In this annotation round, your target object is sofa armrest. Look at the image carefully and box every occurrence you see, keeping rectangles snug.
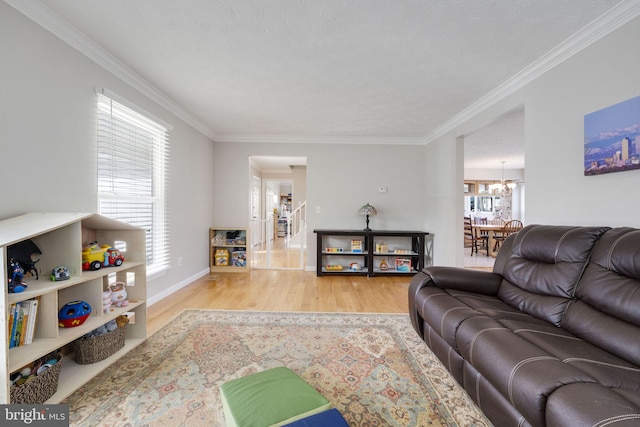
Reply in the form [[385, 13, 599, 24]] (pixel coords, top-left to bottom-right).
[[423, 266, 502, 295], [408, 267, 502, 337]]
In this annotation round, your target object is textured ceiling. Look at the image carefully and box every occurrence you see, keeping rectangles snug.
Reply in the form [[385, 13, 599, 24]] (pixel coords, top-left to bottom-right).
[[16, 0, 631, 168]]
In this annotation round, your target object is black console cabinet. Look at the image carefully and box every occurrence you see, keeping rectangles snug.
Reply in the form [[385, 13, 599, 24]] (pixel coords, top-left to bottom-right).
[[314, 229, 429, 277]]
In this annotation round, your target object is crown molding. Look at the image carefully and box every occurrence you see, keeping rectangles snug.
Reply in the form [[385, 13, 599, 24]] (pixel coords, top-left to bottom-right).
[[424, 0, 640, 144], [5, 0, 216, 140], [8, 0, 638, 146], [213, 134, 426, 145]]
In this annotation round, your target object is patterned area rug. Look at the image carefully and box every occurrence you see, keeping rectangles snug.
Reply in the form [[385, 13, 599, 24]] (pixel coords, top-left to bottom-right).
[[64, 310, 491, 426]]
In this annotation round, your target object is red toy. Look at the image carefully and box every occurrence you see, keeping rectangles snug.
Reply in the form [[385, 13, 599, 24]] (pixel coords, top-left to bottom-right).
[[58, 301, 92, 328]]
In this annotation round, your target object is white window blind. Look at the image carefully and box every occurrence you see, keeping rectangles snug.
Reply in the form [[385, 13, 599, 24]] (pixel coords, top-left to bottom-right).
[[96, 89, 170, 276]]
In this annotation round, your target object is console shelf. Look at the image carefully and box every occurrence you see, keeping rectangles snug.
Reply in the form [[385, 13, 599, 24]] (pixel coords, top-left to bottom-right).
[[314, 229, 430, 277]]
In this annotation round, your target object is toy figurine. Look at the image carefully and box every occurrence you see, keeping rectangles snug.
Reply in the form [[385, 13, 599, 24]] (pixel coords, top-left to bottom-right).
[[8, 259, 27, 293], [8, 239, 41, 280], [109, 282, 129, 307]]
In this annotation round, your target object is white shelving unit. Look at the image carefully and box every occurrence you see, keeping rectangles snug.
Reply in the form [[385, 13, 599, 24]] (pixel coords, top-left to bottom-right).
[[0, 212, 147, 403]]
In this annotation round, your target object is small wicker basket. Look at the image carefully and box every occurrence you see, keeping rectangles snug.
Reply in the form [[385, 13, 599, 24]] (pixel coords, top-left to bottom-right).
[[10, 351, 63, 404], [74, 323, 128, 365]]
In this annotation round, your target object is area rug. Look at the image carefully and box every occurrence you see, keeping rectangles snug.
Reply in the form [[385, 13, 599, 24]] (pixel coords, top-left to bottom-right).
[[64, 310, 491, 426]]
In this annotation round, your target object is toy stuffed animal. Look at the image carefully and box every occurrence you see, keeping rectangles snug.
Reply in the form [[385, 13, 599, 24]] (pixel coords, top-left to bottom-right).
[[115, 315, 129, 328], [109, 282, 129, 307]]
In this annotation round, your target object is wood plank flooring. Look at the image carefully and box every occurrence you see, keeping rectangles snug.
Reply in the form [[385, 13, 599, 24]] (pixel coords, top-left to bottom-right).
[[146, 270, 412, 335]]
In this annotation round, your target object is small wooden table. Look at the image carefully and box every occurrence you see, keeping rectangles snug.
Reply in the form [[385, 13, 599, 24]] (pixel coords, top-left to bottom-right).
[[474, 224, 504, 257]]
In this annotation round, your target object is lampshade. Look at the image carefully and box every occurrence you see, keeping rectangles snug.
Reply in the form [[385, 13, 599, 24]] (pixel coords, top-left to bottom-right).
[[359, 203, 377, 231], [359, 203, 377, 216]]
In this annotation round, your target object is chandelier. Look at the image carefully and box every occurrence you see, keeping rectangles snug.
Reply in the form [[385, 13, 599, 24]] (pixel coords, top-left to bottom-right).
[[490, 161, 516, 196]]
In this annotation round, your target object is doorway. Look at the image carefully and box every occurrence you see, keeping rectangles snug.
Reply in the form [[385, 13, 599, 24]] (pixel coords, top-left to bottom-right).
[[462, 107, 525, 268], [249, 156, 307, 270]]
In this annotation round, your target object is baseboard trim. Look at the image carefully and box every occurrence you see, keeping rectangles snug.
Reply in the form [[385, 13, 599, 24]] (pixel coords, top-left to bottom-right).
[[147, 268, 210, 307]]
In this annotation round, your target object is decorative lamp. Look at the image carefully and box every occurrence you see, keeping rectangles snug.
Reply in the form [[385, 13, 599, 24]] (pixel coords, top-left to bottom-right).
[[359, 203, 377, 231]]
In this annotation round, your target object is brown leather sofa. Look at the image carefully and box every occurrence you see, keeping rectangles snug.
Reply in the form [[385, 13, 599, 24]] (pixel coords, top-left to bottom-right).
[[409, 225, 640, 427]]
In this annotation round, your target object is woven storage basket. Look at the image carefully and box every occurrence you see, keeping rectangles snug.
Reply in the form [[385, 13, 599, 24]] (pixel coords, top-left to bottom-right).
[[74, 323, 127, 365], [10, 351, 62, 404]]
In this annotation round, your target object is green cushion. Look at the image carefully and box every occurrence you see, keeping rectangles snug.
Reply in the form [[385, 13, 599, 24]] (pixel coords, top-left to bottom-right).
[[220, 367, 331, 427]]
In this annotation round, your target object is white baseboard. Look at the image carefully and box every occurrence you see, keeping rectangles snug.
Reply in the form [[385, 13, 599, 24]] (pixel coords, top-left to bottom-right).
[[147, 268, 210, 306]]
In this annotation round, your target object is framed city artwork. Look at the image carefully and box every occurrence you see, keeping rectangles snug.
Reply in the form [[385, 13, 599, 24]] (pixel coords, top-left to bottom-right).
[[584, 94, 640, 175]]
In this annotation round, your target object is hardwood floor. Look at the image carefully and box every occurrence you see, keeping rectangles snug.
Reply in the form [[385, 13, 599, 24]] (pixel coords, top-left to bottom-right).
[[147, 240, 494, 335], [147, 270, 412, 335]]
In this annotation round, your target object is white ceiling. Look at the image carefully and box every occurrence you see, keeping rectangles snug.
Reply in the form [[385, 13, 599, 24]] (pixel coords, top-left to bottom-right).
[[12, 0, 635, 169]]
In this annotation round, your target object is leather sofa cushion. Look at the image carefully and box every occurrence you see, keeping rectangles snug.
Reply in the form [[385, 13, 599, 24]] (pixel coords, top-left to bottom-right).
[[546, 383, 640, 427], [455, 316, 597, 427], [495, 225, 609, 326], [499, 319, 640, 391], [456, 313, 640, 427], [413, 285, 534, 350], [564, 227, 640, 365]]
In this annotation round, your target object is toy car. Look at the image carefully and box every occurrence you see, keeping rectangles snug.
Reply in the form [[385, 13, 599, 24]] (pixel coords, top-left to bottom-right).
[[51, 266, 70, 281], [82, 242, 125, 271]]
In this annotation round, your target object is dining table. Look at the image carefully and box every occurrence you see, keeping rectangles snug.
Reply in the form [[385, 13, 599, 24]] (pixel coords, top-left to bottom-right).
[[474, 223, 504, 257]]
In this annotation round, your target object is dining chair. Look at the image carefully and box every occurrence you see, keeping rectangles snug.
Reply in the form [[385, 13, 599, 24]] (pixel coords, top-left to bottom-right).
[[493, 220, 524, 251], [464, 216, 478, 256], [472, 217, 489, 255]]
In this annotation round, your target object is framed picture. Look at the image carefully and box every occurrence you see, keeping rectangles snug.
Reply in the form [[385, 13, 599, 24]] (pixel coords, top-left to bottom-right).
[[584, 95, 640, 175]]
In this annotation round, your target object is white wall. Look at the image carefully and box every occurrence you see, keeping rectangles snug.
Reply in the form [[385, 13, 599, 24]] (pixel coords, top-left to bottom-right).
[[213, 141, 426, 269], [424, 137, 464, 266], [0, 3, 216, 301], [525, 17, 640, 226], [426, 15, 640, 267]]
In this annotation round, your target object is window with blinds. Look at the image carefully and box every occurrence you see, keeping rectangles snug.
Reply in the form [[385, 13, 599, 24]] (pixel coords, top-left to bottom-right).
[[96, 89, 170, 276]]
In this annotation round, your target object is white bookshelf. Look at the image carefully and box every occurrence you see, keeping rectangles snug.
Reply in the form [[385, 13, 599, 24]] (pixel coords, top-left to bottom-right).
[[0, 213, 147, 403]]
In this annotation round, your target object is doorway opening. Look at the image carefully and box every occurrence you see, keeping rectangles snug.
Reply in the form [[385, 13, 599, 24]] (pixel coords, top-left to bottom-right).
[[249, 156, 307, 270], [462, 106, 525, 269]]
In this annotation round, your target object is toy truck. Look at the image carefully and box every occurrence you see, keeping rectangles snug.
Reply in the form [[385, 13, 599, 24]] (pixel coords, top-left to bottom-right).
[[82, 242, 125, 271]]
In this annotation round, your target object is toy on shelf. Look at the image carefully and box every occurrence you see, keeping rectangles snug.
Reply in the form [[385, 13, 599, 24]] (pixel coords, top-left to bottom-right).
[[109, 282, 129, 307], [81, 242, 124, 271], [212, 233, 227, 245], [10, 356, 59, 386], [8, 259, 27, 293], [232, 250, 246, 267], [50, 266, 70, 281], [82, 314, 128, 338], [8, 239, 42, 280], [215, 249, 230, 266], [58, 301, 92, 328], [395, 258, 412, 272], [102, 290, 112, 313]]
